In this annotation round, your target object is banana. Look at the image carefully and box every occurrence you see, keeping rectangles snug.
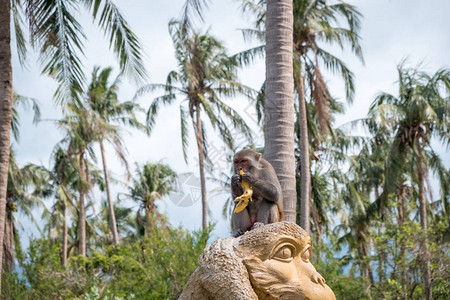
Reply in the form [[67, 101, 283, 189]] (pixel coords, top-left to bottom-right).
[[234, 170, 253, 213]]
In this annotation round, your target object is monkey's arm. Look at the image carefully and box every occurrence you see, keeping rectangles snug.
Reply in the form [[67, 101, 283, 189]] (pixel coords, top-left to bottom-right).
[[231, 174, 243, 199], [242, 172, 281, 203]]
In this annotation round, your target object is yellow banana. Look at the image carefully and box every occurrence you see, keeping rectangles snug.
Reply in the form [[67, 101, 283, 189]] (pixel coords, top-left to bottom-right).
[[234, 170, 253, 213]]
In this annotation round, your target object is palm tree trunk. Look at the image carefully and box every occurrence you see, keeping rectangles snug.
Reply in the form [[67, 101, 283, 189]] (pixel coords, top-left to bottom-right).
[[397, 186, 407, 295], [310, 204, 322, 263], [144, 202, 152, 236], [377, 228, 384, 288], [78, 152, 87, 256], [367, 257, 375, 286], [264, 0, 296, 222], [193, 102, 207, 230], [375, 186, 384, 287], [0, 0, 12, 288], [297, 76, 311, 232], [3, 214, 13, 269], [62, 205, 68, 266], [360, 233, 374, 285], [48, 214, 54, 246], [397, 188, 404, 227], [417, 145, 431, 300], [310, 203, 322, 238], [99, 140, 119, 245], [418, 148, 428, 232]]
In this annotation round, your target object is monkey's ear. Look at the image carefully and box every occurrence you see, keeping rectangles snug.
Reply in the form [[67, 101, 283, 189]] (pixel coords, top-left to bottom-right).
[[254, 153, 261, 161]]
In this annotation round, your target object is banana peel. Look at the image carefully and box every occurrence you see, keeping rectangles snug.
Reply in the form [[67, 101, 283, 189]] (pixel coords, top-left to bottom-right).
[[234, 170, 253, 213]]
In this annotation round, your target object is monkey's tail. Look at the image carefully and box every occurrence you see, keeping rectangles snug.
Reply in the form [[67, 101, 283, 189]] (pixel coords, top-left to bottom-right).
[[279, 209, 285, 221]]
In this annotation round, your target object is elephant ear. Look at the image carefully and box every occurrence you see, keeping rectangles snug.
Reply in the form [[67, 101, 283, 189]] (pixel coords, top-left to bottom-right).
[[198, 238, 258, 300]]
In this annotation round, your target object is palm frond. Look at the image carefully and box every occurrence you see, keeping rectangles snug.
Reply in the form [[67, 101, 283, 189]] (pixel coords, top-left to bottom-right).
[[231, 45, 265, 67], [82, 0, 147, 83], [12, 0, 27, 64], [146, 94, 177, 132], [329, 2, 362, 34], [315, 47, 355, 102], [11, 92, 41, 141], [212, 96, 253, 142], [180, 105, 190, 163], [238, 28, 265, 43], [179, 0, 210, 33], [134, 83, 180, 101], [29, 0, 86, 105]]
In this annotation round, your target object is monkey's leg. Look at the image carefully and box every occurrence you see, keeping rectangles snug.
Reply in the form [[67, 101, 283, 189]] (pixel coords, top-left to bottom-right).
[[256, 201, 280, 224], [231, 208, 252, 237]]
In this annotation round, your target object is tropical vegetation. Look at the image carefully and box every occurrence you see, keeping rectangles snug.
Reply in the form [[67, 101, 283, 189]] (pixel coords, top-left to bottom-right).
[[1, 0, 448, 299]]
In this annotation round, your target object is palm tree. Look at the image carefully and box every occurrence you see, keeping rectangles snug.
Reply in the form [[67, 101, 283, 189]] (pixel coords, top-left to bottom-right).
[[136, 20, 254, 230], [330, 146, 380, 285], [0, 3, 14, 279], [86, 66, 146, 245], [3, 91, 44, 269], [121, 163, 176, 236], [335, 212, 374, 285], [293, 0, 363, 232], [0, 0, 145, 285], [4, 149, 49, 269], [263, 0, 297, 222], [369, 62, 450, 299], [57, 104, 107, 256], [40, 146, 78, 266], [92, 199, 135, 247], [237, 0, 363, 228]]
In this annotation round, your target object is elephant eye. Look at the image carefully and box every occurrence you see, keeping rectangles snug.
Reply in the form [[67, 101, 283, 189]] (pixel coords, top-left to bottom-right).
[[273, 244, 296, 262], [301, 245, 311, 262]]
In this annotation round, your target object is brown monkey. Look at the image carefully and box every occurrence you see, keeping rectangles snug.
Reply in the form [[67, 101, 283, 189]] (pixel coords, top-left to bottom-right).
[[231, 149, 283, 237]]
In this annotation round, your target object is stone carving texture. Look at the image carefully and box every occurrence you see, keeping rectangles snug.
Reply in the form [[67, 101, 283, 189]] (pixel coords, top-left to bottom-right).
[[179, 221, 336, 299]]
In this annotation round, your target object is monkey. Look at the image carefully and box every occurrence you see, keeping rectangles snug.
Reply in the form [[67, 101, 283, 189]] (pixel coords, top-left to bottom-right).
[[231, 149, 283, 237]]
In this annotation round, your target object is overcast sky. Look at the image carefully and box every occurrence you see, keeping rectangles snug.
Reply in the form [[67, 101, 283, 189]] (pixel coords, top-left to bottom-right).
[[11, 0, 450, 244]]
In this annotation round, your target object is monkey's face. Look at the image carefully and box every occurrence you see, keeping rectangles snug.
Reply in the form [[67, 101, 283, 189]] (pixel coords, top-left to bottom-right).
[[244, 236, 336, 300], [234, 157, 249, 173]]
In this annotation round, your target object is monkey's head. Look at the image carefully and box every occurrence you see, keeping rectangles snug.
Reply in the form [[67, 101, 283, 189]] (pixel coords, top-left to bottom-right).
[[182, 222, 335, 300], [237, 222, 335, 299], [233, 149, 261, 173]]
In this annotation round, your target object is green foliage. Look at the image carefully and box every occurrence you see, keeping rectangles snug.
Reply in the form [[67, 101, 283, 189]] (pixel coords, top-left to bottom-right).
[[3, 225, 211, 299], [5, 1, 449, 298], [313, 236, 370, 300], [1, 271, 28, 299], [310, 217, 450, 300], [368, 221, 450, 299], [9, 240, 78, 299]]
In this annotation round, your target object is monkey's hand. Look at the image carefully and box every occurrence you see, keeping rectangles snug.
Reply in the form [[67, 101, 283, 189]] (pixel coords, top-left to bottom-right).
[[234, 170, 253, 213], [231, 174, 241, 185], [241, 171, 255, 184]]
